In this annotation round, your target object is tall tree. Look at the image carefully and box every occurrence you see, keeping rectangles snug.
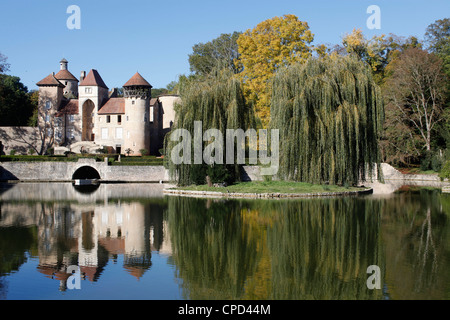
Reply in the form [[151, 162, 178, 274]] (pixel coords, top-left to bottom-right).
[[166, 68, 256, 186], [425, 18, 450, 55], [383, 48, 447, 153], [270, 55, 384, 185], [236, 14, 314, 127], [188, 32, 242, 76]]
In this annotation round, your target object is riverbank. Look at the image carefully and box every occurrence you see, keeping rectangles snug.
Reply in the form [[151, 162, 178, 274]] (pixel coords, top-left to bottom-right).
[[163, 181, 373, 199]]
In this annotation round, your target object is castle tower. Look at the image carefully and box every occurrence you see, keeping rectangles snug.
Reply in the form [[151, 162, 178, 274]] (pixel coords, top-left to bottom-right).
[[122, 72, 152, 155], [54, 58, 79, 97], [36, 72, 65, 130], [78, 69, 109, 141]]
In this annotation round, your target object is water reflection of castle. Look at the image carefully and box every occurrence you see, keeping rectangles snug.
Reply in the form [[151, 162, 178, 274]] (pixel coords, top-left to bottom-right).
[[0, 200, 171, 290]]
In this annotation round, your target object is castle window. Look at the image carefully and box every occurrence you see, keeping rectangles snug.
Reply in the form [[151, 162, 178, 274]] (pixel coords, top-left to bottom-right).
[[69, 115, 74, 122], [45, 101, 51, 110], [106, 115, 111, 123], [45, 115, 50, 123], [132, 100, 135, 105], [117, 115, 122, 124], [85, 87, 92, 94], [101, 128, 108, 140], [150, 106, 154, 122], [116, 128, 123, 139]]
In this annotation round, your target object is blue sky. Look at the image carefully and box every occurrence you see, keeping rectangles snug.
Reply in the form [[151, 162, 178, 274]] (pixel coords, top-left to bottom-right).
[[1, 0, 449, 91]]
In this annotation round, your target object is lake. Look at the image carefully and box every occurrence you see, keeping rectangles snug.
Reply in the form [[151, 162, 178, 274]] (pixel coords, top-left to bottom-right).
[[0, 182, 449, 300]]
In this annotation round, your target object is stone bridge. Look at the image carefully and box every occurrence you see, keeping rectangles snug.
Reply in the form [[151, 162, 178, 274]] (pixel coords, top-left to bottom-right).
[[0, 158, 169, 182]]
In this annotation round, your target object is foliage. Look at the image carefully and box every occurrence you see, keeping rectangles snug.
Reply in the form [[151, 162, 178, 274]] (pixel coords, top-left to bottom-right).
[[236, 14, 314, 127], [339, 29, 422, 85], [0, 52, 9, 73], [0, 74, 36, 126], [270, 55, 384, 185], [382, 48, 447, 155], [166, 68, 256, 186], [440, 160, 450, 180], [189, 32, 242, 76], [425, 18, 450, 55], [151, 88, 168, 97]]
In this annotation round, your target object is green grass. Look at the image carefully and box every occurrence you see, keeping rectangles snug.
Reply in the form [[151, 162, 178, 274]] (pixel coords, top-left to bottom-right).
[[175, 181, 365, 194]]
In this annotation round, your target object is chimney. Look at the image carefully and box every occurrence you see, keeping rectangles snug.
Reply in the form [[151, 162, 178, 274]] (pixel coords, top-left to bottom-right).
[[80, 71, 86, 82]]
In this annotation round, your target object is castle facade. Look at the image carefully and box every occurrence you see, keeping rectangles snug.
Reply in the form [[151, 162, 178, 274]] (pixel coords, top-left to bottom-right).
[[36, 58, 178, 155]]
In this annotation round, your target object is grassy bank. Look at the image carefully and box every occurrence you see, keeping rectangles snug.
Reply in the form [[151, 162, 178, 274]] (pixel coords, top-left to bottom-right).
[[175, 181, 366, 194]]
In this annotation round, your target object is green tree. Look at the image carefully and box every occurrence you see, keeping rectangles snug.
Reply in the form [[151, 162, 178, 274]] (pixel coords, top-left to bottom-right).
[[166, 68, 256, 186], [425, 18, 450, 55], [0, 74, 36, 126], [188, 32, 242, 76], [270, 55, 384, 185]]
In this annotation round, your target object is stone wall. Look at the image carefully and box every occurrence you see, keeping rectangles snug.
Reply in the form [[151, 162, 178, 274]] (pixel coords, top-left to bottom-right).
[[0, 161, 444, 185], [0, 158, 169, 182], [0, 127, 41, 155]]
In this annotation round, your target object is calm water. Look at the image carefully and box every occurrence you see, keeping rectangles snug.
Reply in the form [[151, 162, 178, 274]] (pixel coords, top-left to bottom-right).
[[0, 182, 449, 300]]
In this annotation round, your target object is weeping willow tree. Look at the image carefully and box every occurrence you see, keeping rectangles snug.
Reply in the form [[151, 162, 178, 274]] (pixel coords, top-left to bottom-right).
[[166, 68, 256, 186], [270, 55, 384, 185]]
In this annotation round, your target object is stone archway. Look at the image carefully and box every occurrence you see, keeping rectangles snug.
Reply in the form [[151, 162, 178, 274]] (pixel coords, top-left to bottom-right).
[[72, 166, 101, 180], [82, 99, 95, 141]]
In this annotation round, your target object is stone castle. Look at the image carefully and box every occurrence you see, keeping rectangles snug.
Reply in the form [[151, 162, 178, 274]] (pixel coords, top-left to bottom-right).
[[35, 58, 179, 155]]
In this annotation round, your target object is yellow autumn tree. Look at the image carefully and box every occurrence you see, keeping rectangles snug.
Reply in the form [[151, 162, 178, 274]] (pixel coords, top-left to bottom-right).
[[236, 14, 314, 127]]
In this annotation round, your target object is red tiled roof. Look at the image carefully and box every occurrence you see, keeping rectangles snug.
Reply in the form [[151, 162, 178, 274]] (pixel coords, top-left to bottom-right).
[[36, 73, 65, 87], [79, 69, 108, 88], [150, 98, 159, 106], [98, 98, 125, 114], [123, 72, 152, 87], [55, 69, 79, 82], [55, 99, 79, 117]]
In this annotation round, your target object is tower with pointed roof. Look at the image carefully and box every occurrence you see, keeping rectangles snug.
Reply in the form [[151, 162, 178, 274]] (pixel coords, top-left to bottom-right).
[[78, 69, 109, 141], [55, 58, 79, 97], [122, 72, 152, 155]]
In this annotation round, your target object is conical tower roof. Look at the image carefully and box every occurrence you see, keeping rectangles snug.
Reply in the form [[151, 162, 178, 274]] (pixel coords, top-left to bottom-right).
[[123, 72, 152, 88]]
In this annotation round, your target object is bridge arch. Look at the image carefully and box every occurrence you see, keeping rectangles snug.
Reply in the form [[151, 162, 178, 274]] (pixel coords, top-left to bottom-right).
[[72, 166, 101, 180]]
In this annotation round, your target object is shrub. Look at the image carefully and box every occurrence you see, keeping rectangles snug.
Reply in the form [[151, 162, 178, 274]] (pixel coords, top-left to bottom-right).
[[439, 160, 450, 181], [421, 150, 444, 172]]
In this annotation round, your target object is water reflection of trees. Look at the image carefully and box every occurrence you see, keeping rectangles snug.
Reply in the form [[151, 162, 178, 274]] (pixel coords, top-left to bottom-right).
[[380, 188, 450, 299], [167, 196, 385, 300]]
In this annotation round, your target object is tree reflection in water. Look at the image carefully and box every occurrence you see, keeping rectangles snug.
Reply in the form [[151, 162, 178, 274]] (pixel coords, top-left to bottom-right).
[[0, 186, 449, 299], [167, 189, 450, 300]]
